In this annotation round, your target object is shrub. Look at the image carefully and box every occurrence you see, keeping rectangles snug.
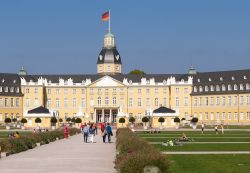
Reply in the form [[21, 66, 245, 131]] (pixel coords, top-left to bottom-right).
[[191, 117, 199, 123], [50, 117, 58, 126], [21, 118, 27, 125], [129, 117, 135, 124], [71, 117, 76, 124], [115, 128, 170, 173], [12, 118, 17, 123], [66, 117, 71, 123], [35, 118, 42, 126], [119, 118, 125, 126], [174, 117, 180, 123], [158, 117, 165, 125], [75, 118, 82, 126], [142, 117, 149, 126], [5, 118, 12, 124], [59, 118, 63, 123], [181, 118, 186, 121]]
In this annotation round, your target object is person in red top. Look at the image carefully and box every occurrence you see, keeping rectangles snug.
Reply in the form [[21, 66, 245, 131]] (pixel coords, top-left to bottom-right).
[[64, 125, 69, 139]]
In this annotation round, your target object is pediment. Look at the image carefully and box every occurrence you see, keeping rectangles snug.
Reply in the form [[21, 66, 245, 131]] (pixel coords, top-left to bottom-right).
[[90, 76, 124, 87]]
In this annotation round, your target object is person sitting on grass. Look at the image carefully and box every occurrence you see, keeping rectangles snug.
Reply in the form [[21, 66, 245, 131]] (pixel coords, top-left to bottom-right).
[[14, 131, 20, 138], [178, 133, 189, 141]]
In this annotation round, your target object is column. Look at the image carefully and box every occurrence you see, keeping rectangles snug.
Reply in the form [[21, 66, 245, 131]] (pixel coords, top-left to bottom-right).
[[94, 108, 96, 123], [102, 108, 104, 122], [110, 109, 112, 123]]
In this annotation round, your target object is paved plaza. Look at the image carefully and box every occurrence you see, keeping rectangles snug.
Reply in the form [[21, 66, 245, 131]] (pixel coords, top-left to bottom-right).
[[0, 131, 116, 173]]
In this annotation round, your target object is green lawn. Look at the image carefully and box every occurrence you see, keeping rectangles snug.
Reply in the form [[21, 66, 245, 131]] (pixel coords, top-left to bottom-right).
[[168, 155, 250, 173], [145, 137, 250, 142], [0, 131, 32, 139]]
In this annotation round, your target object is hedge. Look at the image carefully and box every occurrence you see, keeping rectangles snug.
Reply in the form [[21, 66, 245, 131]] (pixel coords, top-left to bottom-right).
[[0, 128, 81, 154], [115, 128, 170, 173]]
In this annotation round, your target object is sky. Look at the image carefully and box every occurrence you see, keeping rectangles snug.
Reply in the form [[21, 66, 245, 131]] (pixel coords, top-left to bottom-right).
[[0, 0, 249, 74]]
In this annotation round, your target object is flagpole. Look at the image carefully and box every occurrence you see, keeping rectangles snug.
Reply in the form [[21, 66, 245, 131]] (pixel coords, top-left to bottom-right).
[[109, 9, 111, 33]]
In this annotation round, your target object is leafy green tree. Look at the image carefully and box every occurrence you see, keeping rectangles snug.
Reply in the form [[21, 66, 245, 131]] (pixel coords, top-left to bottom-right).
[[128, 69, 146, 75]]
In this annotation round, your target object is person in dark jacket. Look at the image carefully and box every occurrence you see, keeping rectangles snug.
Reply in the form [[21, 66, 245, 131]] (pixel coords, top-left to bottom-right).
[[105, 123, 113, 143]]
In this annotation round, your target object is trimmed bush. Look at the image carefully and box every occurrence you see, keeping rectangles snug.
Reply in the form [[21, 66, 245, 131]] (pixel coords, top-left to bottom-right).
[[129, 117, 135, 124], [75, 118, 82, 126], [142, 116, 149, 126], [115, 128, 170, 173], [50, 117, 58, 126], [119, 117, 125, 126], [174, 117, 180, 123], [71, 117, 76, 124], [66, 117, 71, 123], [59, 118, 63, 123], [158, 117, 165, 125], [35, 118, 42, 126], [191, 117, 199, 123], [21, 118, 27, 125], [0, 128, 81, 154], [5, 118, 12, 124], [181, 118, 186, 121]]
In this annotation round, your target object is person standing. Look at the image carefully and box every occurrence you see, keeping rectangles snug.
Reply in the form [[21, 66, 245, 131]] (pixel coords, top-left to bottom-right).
[[89, 124, 95, 143], [106, 123, 113, 143], [221, 124, 224, 134], [101, 123, 106, 143], [83, 123, 89, 143], [201, 122, 205, 134], [215, 125, 218, 134], [64, 125, 69, 139]]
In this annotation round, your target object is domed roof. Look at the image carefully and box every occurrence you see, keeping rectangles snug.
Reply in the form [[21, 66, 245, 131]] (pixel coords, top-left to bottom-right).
[[97, 47, 122, 64]]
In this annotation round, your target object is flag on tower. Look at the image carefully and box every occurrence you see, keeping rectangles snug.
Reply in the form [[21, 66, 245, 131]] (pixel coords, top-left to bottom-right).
[[102, 11, 110, 21]]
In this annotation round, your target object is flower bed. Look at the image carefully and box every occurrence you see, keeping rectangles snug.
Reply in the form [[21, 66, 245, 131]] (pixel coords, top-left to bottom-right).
[[0, 128, 81, 155], [115, 128, 170, 173]]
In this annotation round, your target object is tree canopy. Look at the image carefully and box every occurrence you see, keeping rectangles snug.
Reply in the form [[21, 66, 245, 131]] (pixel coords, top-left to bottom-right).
[[128, 69, 146, 75]]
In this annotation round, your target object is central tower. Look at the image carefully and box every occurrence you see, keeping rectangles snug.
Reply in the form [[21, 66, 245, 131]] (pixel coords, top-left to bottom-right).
[[97, 32, 122, 74]]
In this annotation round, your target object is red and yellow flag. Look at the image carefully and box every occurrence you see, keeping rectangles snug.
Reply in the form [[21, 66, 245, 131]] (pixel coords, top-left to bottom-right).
[[102, 11, 110, 21]]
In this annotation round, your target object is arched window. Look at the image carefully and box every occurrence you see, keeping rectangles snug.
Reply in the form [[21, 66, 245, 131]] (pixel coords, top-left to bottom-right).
[[199, 86, 203, 92], [246, 83, 250, 90], [216, 85, 220, 91], [97, 97, 102, 106], [194, 86, 197, 92], [222, 84, 226, 91], [210, 85, 214, 91], [205, 86, 209, 92], [240, 84, 244, 90], [234, 84, 238, 91], [228, 84, 232, 91]]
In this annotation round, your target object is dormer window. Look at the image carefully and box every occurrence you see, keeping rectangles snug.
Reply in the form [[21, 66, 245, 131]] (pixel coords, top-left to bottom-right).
[[197, 78, 200, 82], [240, 84, 244, 90], [246, 83, 250, 90], [210, 85, 214, 91], [220, 77, 223, 81], [4, 87, 8, 92], [10, 87, 14, 93], [146, 80, 150, 85], [222, 84, 226, 91], [82, 80, 85, 85], [2, 79, 5, 83], [244, 76, 247, 80], [13, 80, 16, 84], [228, 84, 232, 91], [16, 87, 19, 93], [232, 76, 235, 80], [0, 86, 2, 92], [163, 80, 167, 85], [216, 85, 220, 91], [234, 84, 238, 90], [205, 86, 209, 92], [193, 86, 197, 92], [209, 78, 212, 82], [199, 86, 203, 92], [64, 81, 68, 85], [129, 80, 133, 85]]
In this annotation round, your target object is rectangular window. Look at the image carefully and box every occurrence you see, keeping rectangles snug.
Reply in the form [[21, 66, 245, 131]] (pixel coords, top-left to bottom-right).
[[234, 112, 238, 120], [155, 98, 159, 107], [222, 112, 226, 120], [48, 89, 51, 94], [240, 112, 244, 120], [228, 96, 232, 106], [25, 98, 30, 108], [10, 98, 14, 107], [113, 97, 116, 106], [199, 113, 203, 121], [146, 98, 150, 108], [56, 89, 60, 95], [240, 96, 244, 105], [184, 97, 188, 106], [175, 97, 180, 107], [56, 99, 60, 108], [234, 96, 238, 105], [176, 87, 179, 94], [210, 97, 214, 106], [64, 89, 68, 95], [247, 112, 250, 120], [0, 98, 3, 107], [73, 98, 76, 108], [205, 97, 208, 106], [129, 98, 133, 108], [34, 88, 38, 94], [138, 88, 142, 94], [216, 97, 220, 106], [105, 97, 109, 106], [222, 96, 225, 106], [163, 97, 167, 107], [138, 98, 142, 107], [247, 96, 250, 105], [155, 88, 158, 94], [210, 112, 214, 120], [81, 98, 85, 108], [26, 88, 29, 93], [194, 97, 197, 107], [16, 98, 20, 107], [184, 88, 189, 94], [82, 89, 85, 94], [64, 98, 68, 108], [34, 98, 39, 107], [47, 99, 51, 108], [205, 112, 208, 120], [199, 97, 202, 106], [73, 89, 76, 95], [228, 112, 232, 120], [216, 112, 220, 120]]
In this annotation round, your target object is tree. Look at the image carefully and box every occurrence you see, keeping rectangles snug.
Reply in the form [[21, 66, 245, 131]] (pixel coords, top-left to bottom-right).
[[119, 117, 125, 126], [142, 116, 149, 126], [71, 117, 76, 124], [66, 117, 71, 123], [158, 117, 165, 126], [129, 117, 135, 124], [75, 118, 82, 126], [50, 117, 58, 127], [128, 69, 146, 75], [191, 117, 199, 124], [5, 118, 11, 125], [174, 117, 180, 123], [35, 118, 42, 126], [59, 118, 63, 123], [21, 118, 27, 126], [12, 118, 17, 123]]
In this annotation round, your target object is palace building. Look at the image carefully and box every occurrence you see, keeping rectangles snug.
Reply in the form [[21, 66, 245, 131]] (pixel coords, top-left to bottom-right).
[[0, 30, 250, 128]]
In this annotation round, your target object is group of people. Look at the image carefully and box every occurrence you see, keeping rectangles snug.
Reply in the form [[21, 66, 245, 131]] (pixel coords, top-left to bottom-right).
[[201, 122, 224, 134], [8, 131, 20, 139], [80, 122, 113, 143]]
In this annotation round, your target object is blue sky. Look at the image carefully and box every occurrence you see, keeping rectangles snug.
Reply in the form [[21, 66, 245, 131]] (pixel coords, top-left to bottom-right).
[[0, 0, 249, 74]]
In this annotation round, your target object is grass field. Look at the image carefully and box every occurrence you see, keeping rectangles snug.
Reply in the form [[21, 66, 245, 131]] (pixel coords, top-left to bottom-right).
[[0, 131, 32, 139], [137, 130, 250, 172], [168, 155, 250, 173]]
